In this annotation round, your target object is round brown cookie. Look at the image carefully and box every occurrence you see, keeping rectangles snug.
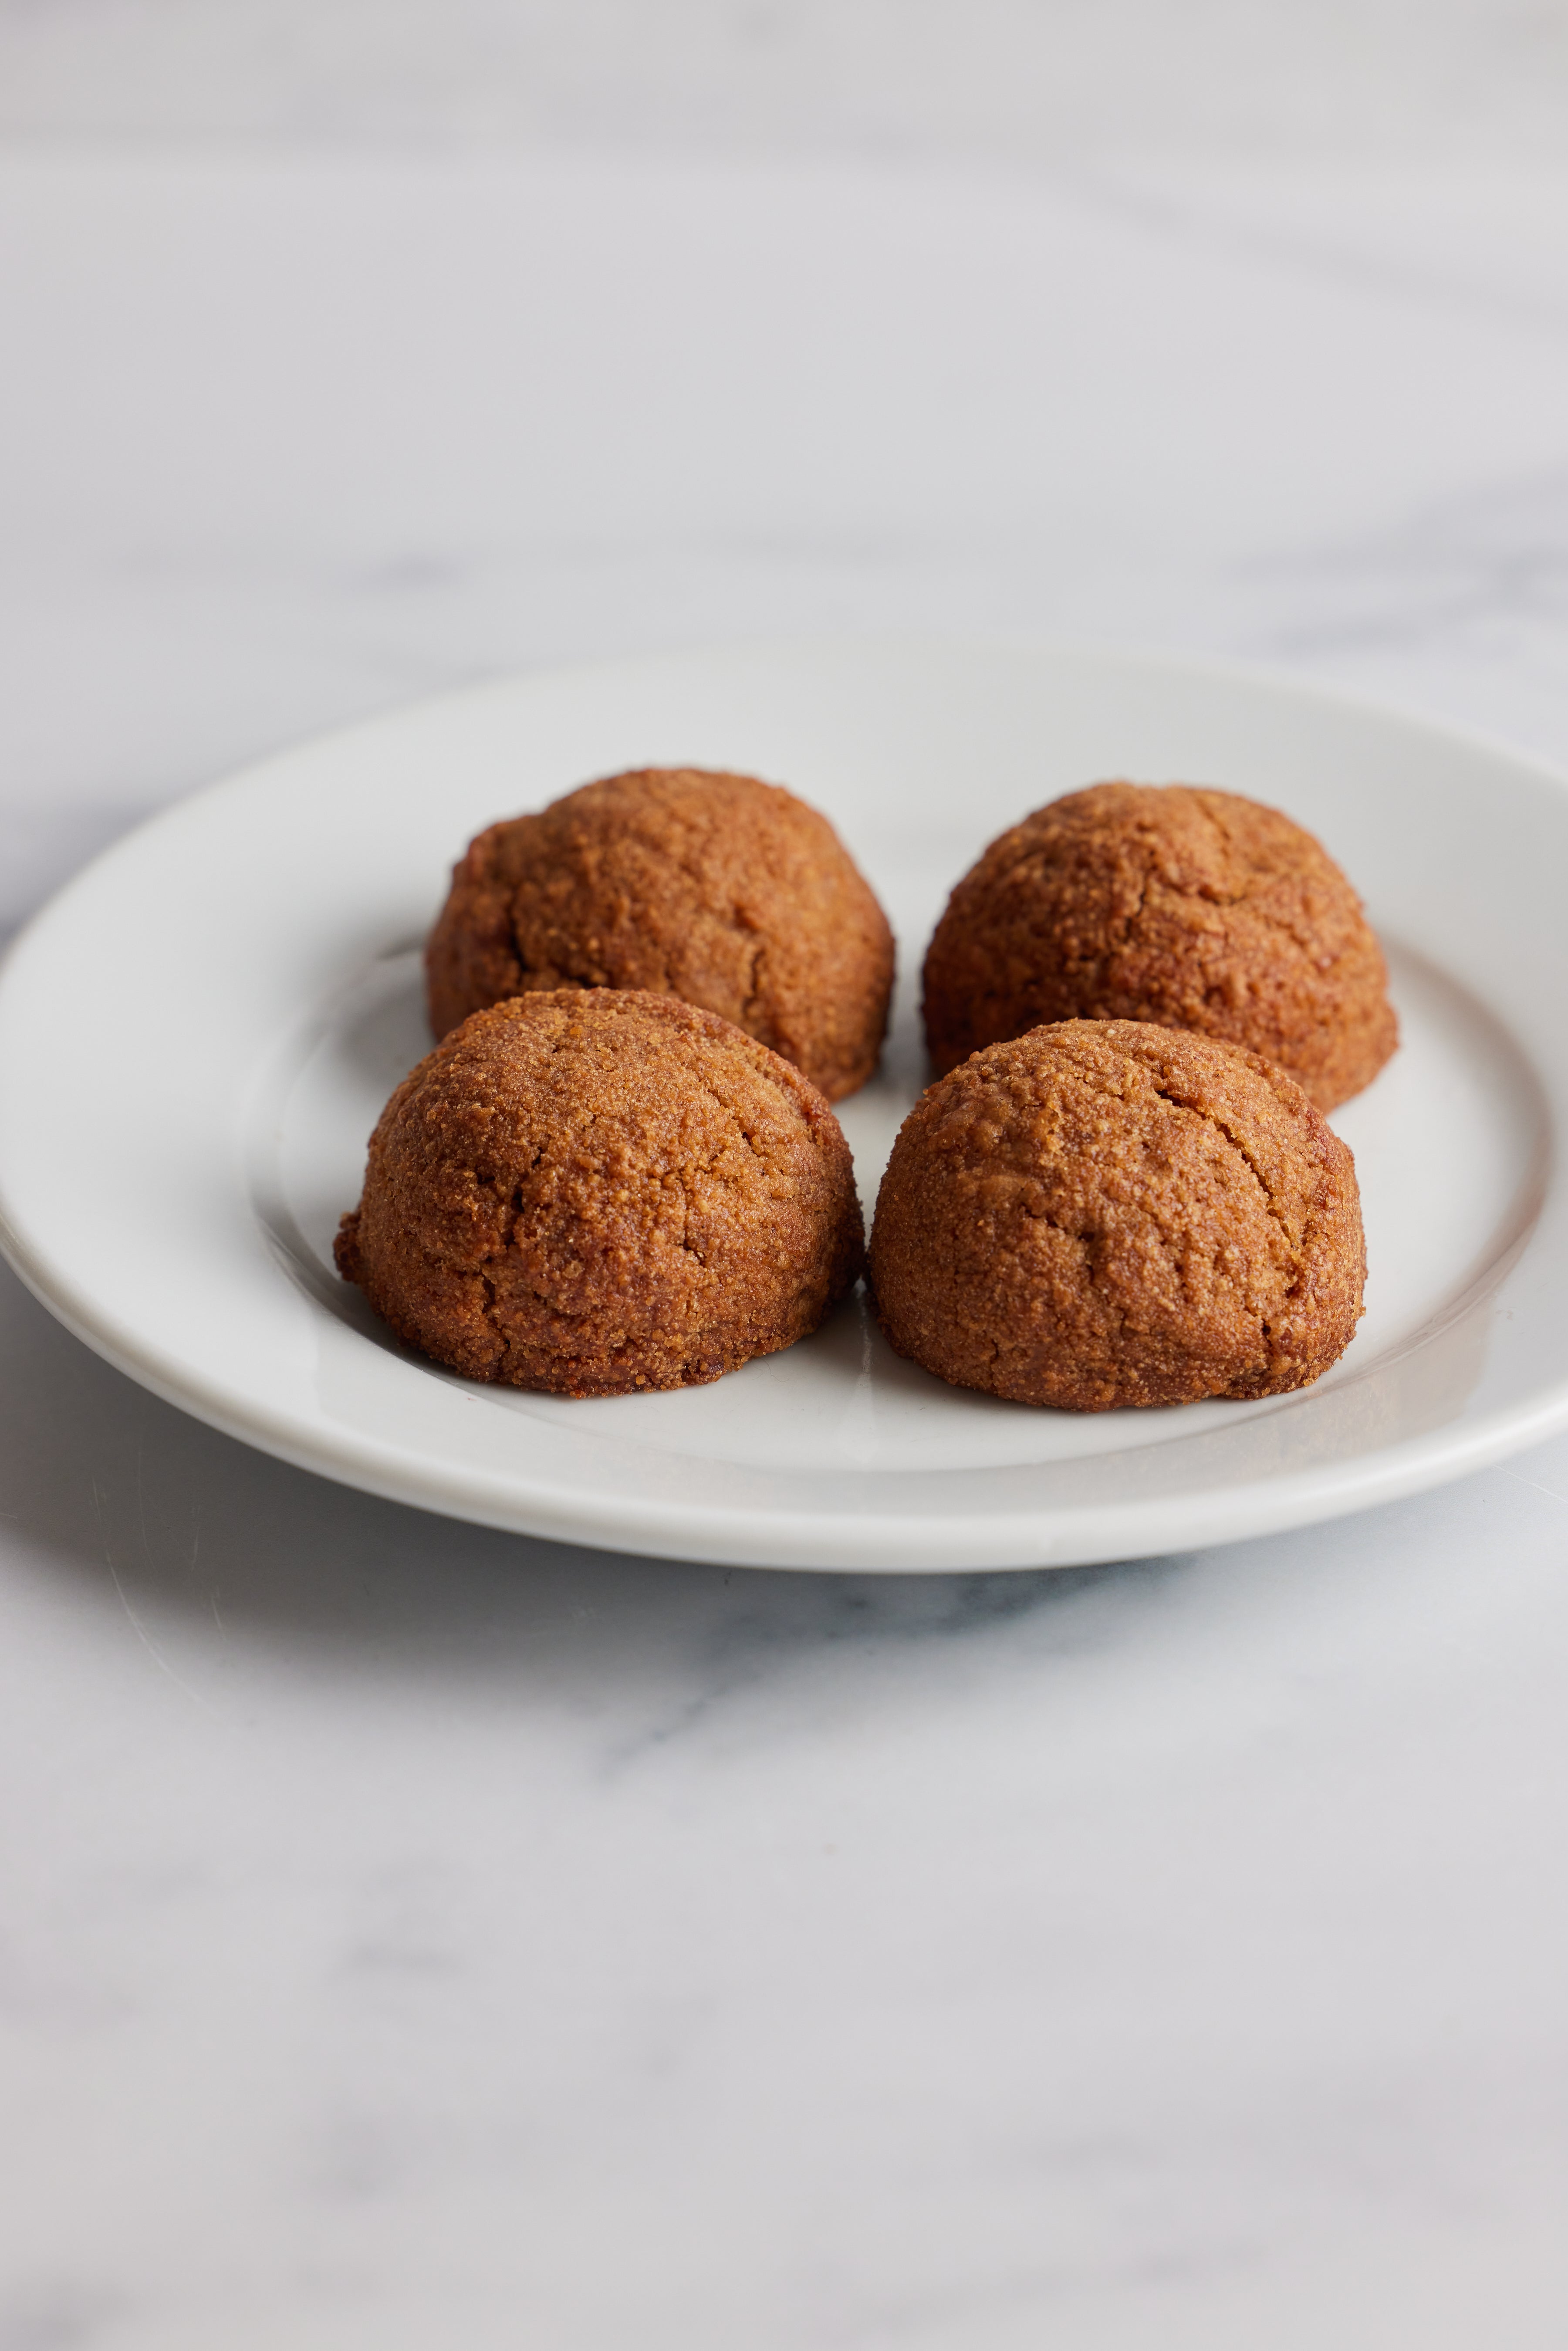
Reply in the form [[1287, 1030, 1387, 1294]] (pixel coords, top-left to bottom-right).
[[869, 1018, 1364, 1412], [922, 782, 1396, 1110], [335, 989, 863, 1397], [426, 766, 895, 1103]]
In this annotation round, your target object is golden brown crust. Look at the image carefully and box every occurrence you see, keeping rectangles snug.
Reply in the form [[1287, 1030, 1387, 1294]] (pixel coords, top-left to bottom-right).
[[868, 1019, 1365, 1412], [335, 989, 864, 1397], [426, 767, 895, 1103], [922, 782, 1397, 1110]]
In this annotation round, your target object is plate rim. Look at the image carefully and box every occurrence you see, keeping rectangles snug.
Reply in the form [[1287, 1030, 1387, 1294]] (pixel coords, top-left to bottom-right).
[[4, 629, 1568, 1572]]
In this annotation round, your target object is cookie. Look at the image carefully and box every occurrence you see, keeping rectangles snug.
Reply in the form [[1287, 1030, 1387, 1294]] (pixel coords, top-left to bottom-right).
[[336, 989, 864, 1397], [869, 1018, 1365, 1411], [922, 782, 1396, 1109], [427, 766, 895, 1102]]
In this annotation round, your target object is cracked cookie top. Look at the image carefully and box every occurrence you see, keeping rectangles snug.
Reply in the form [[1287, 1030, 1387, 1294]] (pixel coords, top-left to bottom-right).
[[426, 766, 895, 1103], [869, 1018, 1365, 1411], [335, 988, 864, 1397], [922, 782, 1397, 1109]]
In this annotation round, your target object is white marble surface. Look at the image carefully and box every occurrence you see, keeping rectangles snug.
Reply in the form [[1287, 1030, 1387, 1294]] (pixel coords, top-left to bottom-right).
[[6, 125, 1568, 2348], [4, 0, 1568, 162]]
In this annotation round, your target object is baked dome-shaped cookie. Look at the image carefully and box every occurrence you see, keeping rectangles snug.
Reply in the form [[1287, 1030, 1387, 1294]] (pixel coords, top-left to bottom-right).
[[336, 990, 863, 1397], [922, 782, 1396, 1109], [426, 766, 894, 1103], [870, 1019, 1365, 1412]]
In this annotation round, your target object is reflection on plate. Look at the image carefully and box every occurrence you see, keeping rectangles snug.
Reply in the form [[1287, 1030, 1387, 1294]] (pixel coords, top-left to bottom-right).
[[0, 639, 1564, 1569]]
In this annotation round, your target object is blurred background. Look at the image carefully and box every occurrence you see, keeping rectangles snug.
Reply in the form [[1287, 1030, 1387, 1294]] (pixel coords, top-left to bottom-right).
[[5, 0, 1568, 918], [6, 0, 1568, 159]]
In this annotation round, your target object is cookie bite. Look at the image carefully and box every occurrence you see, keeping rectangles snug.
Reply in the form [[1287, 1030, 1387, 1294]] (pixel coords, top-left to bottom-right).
[[335, 990, 862, 1397], [869, 1019, 1365, 1412], [426, 766, 895, 1102], [922, 782, 1396, 1109]]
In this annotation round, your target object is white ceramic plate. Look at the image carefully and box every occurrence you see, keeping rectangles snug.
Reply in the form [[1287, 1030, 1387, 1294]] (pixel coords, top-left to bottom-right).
[[0, 639, 1563, 1571]]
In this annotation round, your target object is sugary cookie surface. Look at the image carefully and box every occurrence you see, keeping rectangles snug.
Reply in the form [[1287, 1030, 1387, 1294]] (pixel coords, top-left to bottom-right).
[[338, 988, 864, 1396], [923, 782, 1397, 1109], [871, 1017, 1365, 1411], [427, 766, 895, 1103]]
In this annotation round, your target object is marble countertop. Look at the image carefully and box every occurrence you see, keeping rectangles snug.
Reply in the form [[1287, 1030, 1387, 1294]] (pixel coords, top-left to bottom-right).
[[4, 131, 1568, 2349]]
